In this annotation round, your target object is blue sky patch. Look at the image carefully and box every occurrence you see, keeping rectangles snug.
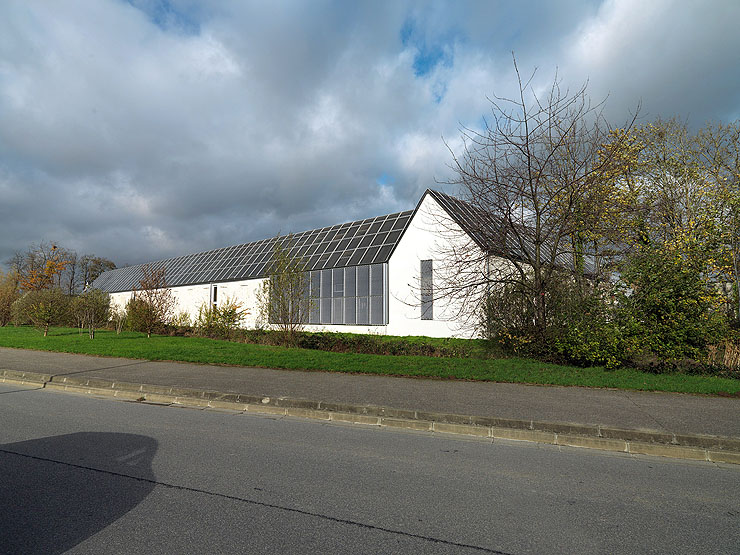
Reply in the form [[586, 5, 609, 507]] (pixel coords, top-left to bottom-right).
[[376, 173, 395, 186], [124, 0, 200, 35], [400, 17, 457, 78]]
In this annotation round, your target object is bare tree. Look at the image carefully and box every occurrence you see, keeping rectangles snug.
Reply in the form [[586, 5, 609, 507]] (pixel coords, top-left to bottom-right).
[[62, 251, 79, 295], [0, 270, 20, 327], [440, 57, 637, 343], [129, 264, 176, 338], [7, 244, 116, 295], [9, 242, 71, 292], [256, 234, 310, 345], [71, 289, 110, 339], [80, 255, 117, 290]]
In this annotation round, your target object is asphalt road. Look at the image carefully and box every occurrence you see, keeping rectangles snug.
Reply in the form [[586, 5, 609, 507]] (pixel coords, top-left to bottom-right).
[[1, 384, 738, 554]]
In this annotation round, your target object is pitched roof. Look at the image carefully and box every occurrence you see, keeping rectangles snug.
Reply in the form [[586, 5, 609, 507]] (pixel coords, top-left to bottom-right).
[[93, 189, 596, 294], [425, 189, 594, 274], [425, 189, 503, 252], [93, 209, 413, 293]]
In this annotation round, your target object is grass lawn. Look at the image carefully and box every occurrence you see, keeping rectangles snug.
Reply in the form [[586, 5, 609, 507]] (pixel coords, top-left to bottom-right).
[[0, 326, 738, 396]]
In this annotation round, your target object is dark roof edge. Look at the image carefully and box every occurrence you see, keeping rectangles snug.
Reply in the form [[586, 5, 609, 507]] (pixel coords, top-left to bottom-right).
[[422, 189, 490, 252]]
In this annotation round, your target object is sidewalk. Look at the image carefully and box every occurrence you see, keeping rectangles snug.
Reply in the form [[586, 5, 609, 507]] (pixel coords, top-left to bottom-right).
[[2, 347, 739, 462]]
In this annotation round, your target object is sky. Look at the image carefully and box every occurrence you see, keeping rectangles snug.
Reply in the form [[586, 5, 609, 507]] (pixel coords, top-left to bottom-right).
[[1, 0, 739, 268]]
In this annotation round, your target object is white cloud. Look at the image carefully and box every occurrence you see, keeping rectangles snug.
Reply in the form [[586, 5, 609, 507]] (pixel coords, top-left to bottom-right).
[[0, 0, 738, 267]]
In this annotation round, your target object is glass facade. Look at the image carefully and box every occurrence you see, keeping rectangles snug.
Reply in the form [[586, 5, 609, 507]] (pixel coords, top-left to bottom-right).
[[308, 263, 387, 325]]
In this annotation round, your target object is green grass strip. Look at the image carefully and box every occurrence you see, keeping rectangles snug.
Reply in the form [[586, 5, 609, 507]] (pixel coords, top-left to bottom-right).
[[0, 326, 738, 396]]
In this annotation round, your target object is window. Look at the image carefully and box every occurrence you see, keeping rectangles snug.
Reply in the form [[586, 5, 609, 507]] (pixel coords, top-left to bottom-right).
[[421, 260, 433, 320], [305, 263, 387, 325], [211, 284, 218, 306], [309, 271, 321, 324]]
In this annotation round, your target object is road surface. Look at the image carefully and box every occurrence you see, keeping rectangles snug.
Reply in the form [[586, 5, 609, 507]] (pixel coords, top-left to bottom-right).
[[1, 383, 738, 554]]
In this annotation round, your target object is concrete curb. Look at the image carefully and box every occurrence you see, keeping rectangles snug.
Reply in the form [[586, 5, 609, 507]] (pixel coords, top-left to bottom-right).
[[2, 368, 739, 465]]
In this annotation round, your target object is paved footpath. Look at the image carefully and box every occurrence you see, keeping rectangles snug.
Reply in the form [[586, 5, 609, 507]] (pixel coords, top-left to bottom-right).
[[1, 347, 739, 462]]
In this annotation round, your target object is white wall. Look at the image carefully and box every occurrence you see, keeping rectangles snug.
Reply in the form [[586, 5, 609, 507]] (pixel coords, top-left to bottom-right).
[[110, 277, 395, 334], [108, 193, 486, 338], [110, 280, 265, 329], [386, 193, 485, 338]]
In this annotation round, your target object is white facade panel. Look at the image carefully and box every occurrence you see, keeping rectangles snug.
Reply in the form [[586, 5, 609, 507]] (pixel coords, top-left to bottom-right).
[[386, 193, 485, 338], [109, 278, 395, 335]]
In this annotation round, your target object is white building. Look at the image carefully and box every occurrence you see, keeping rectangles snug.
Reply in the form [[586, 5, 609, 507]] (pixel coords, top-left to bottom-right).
[[93, 190, 489, 338]]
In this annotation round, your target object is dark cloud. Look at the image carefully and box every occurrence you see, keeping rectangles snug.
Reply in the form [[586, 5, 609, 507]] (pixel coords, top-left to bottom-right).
[[1, 0, 738, 268]]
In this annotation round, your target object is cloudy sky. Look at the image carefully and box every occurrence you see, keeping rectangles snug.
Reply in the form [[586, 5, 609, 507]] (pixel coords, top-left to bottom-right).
[[1, 0, 739, 268]]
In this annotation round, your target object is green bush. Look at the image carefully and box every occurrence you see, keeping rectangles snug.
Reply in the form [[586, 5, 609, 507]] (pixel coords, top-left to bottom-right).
[[617, 247, 728, 363], [479, 282, 535, 354], [125, 297, 156, 334], [236, 329, 484, 358], [0, 272, 20, 327], [477, 275, 622, 366], [194, 297, 248, 339], [549, 292, 624, 369], [11, 288, 71, 336], [70, 289, 110, 339]]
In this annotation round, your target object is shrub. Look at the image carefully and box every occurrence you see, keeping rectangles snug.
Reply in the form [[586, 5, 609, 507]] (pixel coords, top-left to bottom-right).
[[0, 271, 20, 327], [129, 265, 177, 337], [125, 296, 159, 335], [194, 297, 248, 339], [11, 288, 70, 336], [617, 247, 728, 362], [548, 291, 624, 369], [171, 311, 192, 328], [70, 289, 110, 339], [110, 306, 127, 334], [479, 273, 627, 368]]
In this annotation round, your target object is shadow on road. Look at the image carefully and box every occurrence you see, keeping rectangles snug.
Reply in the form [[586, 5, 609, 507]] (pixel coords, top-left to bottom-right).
[[50, 360, 150, 378], [0, 432, 158, 554], [0, 386, 45, 395]]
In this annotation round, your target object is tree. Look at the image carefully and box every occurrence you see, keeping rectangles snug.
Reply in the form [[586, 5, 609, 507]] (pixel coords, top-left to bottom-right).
[[128, 264, 176, 338], [256, 235, 310, 345], [9, 242, 71, 292], [617, 246, 726, 362], [441, 58, 637, 345], [7, 243, 116, 295], [71, 289, 110, 339], [60, 252, 117, 295], [11, 288, 70, 336], [110, 306, 127, 335], [79, 255, 117, 290], [588, 118, 735, 363], [0, 270, 20, 326], [623, 119, 720, 256], [697, 120, 740, 320]]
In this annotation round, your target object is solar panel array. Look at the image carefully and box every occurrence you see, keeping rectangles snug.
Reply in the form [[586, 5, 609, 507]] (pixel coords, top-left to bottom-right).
[[93, 210, 414, 293]]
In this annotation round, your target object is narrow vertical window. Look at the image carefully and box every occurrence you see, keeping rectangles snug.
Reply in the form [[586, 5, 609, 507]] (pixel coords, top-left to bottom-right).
[[309, 271, 320, 324], [344, 267, 356, 324], [369, 264, 385, 325], [320, 269, 332, 324], [420, 260, 433, 320], [211, 284, 218, 306]]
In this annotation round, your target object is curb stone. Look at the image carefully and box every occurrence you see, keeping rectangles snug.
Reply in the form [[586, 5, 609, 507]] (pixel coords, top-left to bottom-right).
[[2, 368, 739, 464]]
